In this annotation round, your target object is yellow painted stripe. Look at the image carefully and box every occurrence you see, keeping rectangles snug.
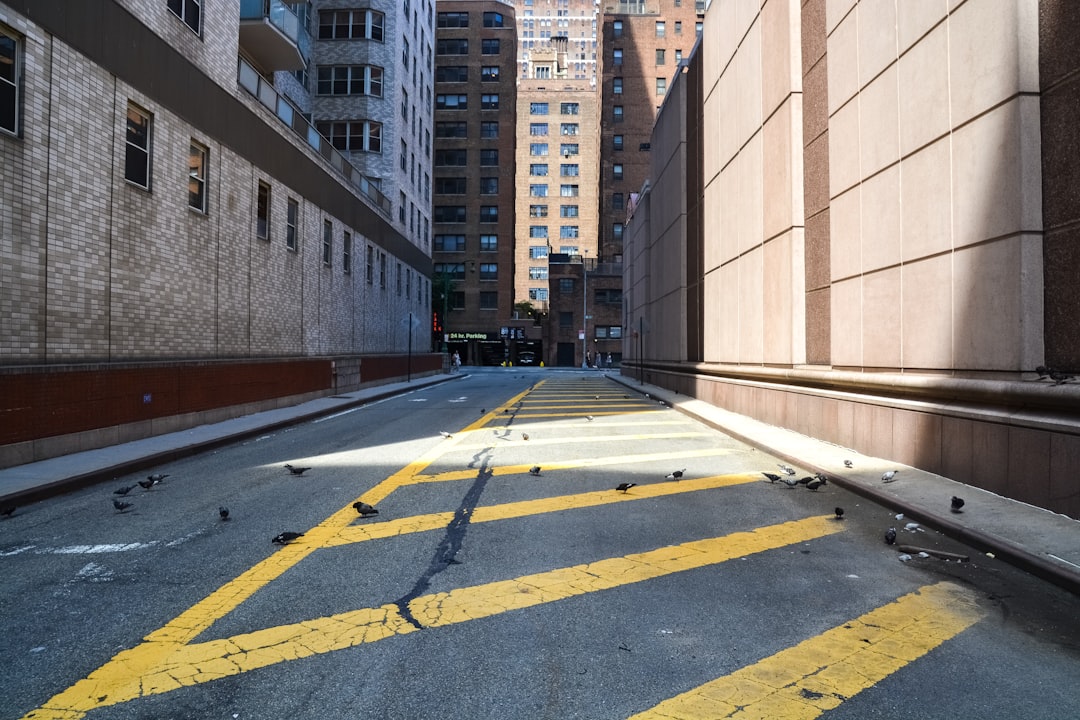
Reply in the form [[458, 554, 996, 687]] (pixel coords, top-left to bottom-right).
[[511, 410, 668, 419], [629, 581, 984, 719], [22, 516, 841, 717], [407, 447, 736, 484], [456, 431, 713, 450], [324, 474, 760, 547]]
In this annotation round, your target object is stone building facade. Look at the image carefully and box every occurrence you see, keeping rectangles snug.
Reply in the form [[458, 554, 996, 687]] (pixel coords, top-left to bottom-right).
[[0, 0, 438, 468], [624, 0, 1080, 518]]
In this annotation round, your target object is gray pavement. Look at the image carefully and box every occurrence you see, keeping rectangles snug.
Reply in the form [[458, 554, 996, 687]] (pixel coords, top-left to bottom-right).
[[1, 367, 1077, 596]]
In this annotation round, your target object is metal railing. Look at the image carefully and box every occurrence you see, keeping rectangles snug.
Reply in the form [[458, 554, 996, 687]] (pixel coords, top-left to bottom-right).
[[237, 55, 392, 218]]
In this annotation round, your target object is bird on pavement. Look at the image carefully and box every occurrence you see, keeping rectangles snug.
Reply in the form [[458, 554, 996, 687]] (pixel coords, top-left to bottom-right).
[[586, 415, 594, 421], [272, 531, 304, 545], [439, 431, 453, 439], [137, 478, 161, 490], [950, 496, 965, 513], [796, 476, 813, 486], [114, 484, 137, 496], [762, 472, 782, 484], [616, 482, 637, 493], [779, 476, 799, 488], [147, 473, 170, 482], [529, 466, 542, 476], [1, 505, 16, 518], [834, 507, 845, 520], [778, 464, 796, 476], [844, 459, 853, 468], [806, 476, 826, 491], [666, 469, 685, 481], [284, 464, 311, 476], [885, 527, 897, 545], [219, 506, 230, 521], [113, 499, 133, 513], [522, 432, 530, 440], [881, 470, 899, 483], [353, 501, 379, 517]]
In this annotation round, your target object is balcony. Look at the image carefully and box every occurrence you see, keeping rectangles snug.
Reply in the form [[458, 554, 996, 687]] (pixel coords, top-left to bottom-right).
[[239, 0, 309, 72]]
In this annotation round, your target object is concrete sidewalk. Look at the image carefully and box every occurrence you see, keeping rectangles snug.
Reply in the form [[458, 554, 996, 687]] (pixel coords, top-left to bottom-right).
[[0, 372, 461, 506], [607, 374, 1080, 597]]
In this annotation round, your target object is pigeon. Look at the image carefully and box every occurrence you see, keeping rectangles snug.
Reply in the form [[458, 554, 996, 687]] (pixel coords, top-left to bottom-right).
[[595, 395, 600, 400], [806, 476, 826, 491], [844, 459, 853, 468], [147, 473, 170, 482], [272, 531, 304, 545], [137, 478, 161, 490], [779, 476, 799, 488], [796, 476, 813, 486], [219, 506, 230, 521], [666, 469, 685, 481], [522, 433, 530, 441], [480, 408, 486, 414], [529, 466, 542, 476], [834, 507, 845, 520], [112, 499, 133, 513], [881, 470, 899, 483], [616, 482, 637, 493], [762, 472, 782, 484], [114, 484, 137, 496], [586, 415, 594, 421], [885, 527, 897, 545], [1035, 365, 1051, 379], [284, 464, 311, 476], [778, 464, 796, 476], [1, 504, 16, 518], [353, 501, 379, 517], [904, 522, 921, 532], [439, 431, 453, 439], [950, 496, 965, 513]]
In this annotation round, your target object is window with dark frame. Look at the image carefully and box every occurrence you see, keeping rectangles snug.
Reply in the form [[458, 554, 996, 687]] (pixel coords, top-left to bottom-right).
[[319, 9, 385, 41], [167, 0, 201, 35], [0, 26, 20, 136], [366, 245, 374, 283], [322, 219, 332, 265], [125, 103, 153, 189], [286, 197, 299, 251], [256, 181, 271, 239], [343, 231, 352, 274], [188, 141, 207, 212]]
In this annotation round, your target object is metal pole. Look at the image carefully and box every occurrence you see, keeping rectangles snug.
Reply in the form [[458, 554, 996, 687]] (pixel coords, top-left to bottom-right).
[[407, 311, 413, 382], [639, 315, 644, 385], [581, 257, 588, 368]]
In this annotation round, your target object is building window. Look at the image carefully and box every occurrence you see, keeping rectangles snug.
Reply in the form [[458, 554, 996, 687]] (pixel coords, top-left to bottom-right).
[[531, 102, 549, 115], [343, 231, 352, 274], [436, 38, 469, 54], [530, 143, 549, 156], [436, 66, 469, 82], [560, 123, 579, 136], [656, 21, 665, 38], [480, 234, 498, 251], [366, 245, 374, 283], [480, 149, 498, 166], [434, 206, 466, 222], [286, 197, 299, 251], [529, 122, 549, 136], [560, 102, 580, 115], [125, 103, 153, 189], [320, 219, 333, 264], [480, 206, 498, 223], [613, 106, 624, 123], [0, 26, 21, 136], [529, 225, 549, 239], [479, 263, 498, 280], [435, 94, 468, 110], [613, 20, 623, 38], [613, 135, 624, 151], [483, 11, 505, 27], [437, 11, 469, 28], [479, 291, 498, 310], [613, 164, 624, 181], [612, 193, 624, 210], [560, 164, 579, 177], [434, 149, 468, 166], [675, 49, 683, 64], [187, 141, 208, 213], [435, 262, 466, 279], [529, 288, 549, 301], [435, 121, 468, 138], [560, 205, 579, 218], [696, 22, 703, 36], [481, 66, 500, 81], [675, 21, 682, 35], [316, 65, 383, 96], [613, 48, 622, 65], [558, 278, 574, 293], [397, 262, 402, 294], [480, 94, 500, 110], [613, 77, 623, 95], [434, 177, 467, 193], [529, 267, 548, 280], [656, 77, 667, 96], [379, 252, 386, 288], [529, 245, 549, 259], [613, 223, 624, 241], [529, 184, 549, 197], [316, 120, 382, 153], [480, 177, 498, 194], [434, 234, 466, 252], [559, 245, 579, 255], [256, 181, 271, 239], [481, 38, 501, 54], [559, 311, 573, 328], [656, 49, 666, 65], [560, 225, 579, 239], [560, 184, 579, 197], [530, 205, 549, 218], [167, 0, 201, 35], [319, 9, 385, 41], [530, 163, 549, 177], [480, 121, 499, 138]]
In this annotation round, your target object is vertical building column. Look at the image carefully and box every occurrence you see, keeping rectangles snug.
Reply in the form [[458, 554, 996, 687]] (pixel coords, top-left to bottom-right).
[[801, 0, 830, 365]]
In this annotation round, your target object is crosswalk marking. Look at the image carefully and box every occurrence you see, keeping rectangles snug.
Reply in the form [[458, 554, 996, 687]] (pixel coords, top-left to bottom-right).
[[628, 581, 984, 719]]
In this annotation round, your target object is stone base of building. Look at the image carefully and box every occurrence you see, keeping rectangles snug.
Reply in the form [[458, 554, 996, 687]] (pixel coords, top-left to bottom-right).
[[0, 354, 443, 469], [625, 362, 1080, 520]]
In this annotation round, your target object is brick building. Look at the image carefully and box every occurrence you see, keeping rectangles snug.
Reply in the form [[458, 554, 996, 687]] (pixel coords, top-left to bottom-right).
[[545, 255, 623, 368]]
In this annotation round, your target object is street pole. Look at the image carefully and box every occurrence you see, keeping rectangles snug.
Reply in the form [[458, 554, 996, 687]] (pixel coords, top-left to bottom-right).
[[581, 255, 588, 368], [407, 311, 413, 382]]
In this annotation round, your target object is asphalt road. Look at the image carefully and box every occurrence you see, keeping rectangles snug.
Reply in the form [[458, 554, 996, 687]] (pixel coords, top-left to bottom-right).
[[3, 369, 1079, 719]]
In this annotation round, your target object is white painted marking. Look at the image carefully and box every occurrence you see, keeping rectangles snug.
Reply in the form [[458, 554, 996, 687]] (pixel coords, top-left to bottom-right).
[[1048, 553, 1080, 571], [49, 543, 157, 555], [0, 545, 37, 557], [313, 407, 363, 423]]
